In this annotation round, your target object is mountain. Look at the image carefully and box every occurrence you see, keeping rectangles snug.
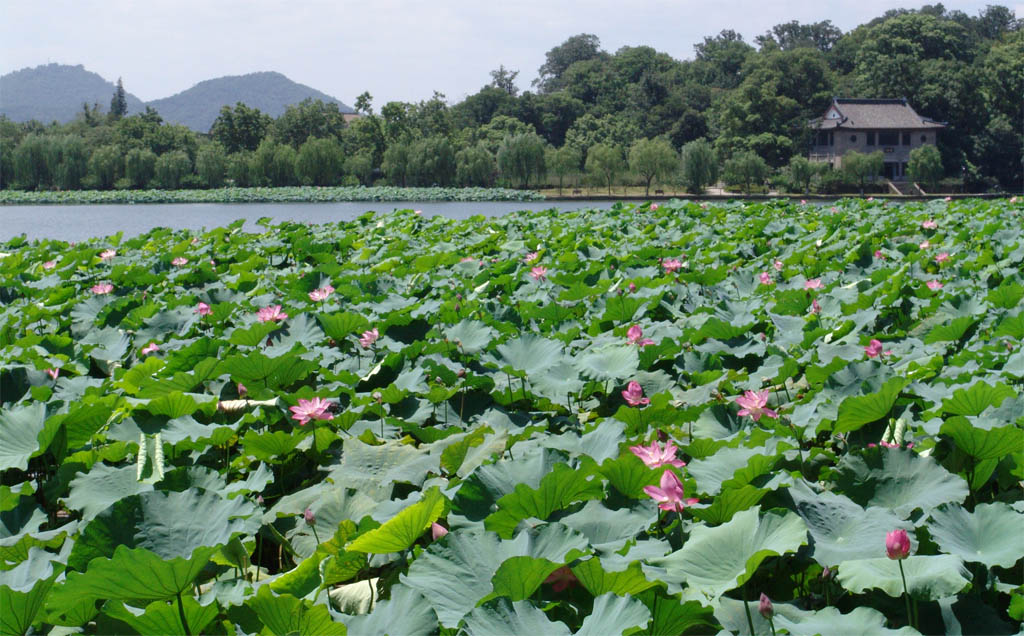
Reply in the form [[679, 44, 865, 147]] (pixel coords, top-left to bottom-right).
[[0, 63, 145, 123], [146, 71, 355, 132]]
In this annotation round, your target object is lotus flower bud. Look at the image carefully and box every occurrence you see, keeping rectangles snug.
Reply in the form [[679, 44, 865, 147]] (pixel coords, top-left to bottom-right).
[[303, 507, 316, 526], [431, 522, 448, 540], [758, 593, 773, 619], [886, 529, 910, 560]]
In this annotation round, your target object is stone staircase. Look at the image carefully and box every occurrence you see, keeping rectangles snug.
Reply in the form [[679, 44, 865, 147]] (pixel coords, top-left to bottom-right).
[[886, 180, 926, 196]]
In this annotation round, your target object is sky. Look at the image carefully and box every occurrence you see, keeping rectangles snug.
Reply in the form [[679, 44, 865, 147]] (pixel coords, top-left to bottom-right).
[[1, 1, 1020, 108]]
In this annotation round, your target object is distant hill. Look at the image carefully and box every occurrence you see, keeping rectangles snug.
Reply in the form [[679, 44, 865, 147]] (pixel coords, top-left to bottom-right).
[[0, 63, 145, 123], [146, 71, 355, 132]]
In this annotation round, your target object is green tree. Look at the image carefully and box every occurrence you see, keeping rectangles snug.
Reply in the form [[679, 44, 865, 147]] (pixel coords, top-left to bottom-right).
[[210, 103, 272, 153], [585, 143, 625, 194], [535, 33, 605, 93], [154, 150, 192, 189], [251, 140, 297, 186], [455, 144, 496, 187], [628, 137, 678, 196], [226, 151, 252, 187], [407, 136, 456, 186], [196, 143, 228, 188], [295, 137, 344, 186], [109, 77, 127, 120], [344, 151, 374, 185], [564, 113, 641, 162], [692, 29, 754, 89], [907, 144, 944, 192], [489, 65, 520, 96], [546, 145, 581, 195], [723, 150, 770, 194], [841, 150, 883, 194], [124, 148, 157, 188], [680, 139, 719, 194], [88, 145, 123, 190], [53, 135, 89, 190], [786, 155, 818, 194], [273, 98, 348, 148], [12, 134, 52, 190], [497, 132, 546, 188], [382, 142, 411, 186]]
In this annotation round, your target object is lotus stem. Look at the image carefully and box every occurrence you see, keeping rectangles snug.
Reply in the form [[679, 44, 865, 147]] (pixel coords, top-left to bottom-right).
[[176, 591, 192, 635], [742, 583, 756, 636], [898, 559, 914, 630]]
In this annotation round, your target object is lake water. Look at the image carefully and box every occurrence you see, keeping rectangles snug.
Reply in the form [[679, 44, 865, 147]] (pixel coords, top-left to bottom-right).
[[0, 200, 619, 242]]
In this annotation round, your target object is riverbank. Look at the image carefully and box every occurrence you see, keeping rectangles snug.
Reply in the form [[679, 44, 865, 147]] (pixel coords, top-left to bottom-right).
[[0, 185, 545, 206]]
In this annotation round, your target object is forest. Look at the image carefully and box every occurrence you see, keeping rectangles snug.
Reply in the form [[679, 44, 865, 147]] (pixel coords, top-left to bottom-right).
[[1, 3, 1021, 194]]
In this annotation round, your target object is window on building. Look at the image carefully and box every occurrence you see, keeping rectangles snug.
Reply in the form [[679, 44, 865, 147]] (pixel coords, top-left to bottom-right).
[[921, 135, 927, 143], [850, 135, 857, 143], [817, 131, 830, 146], [879, 131, 898, 146], [867, 132, 875, 146], [902, 132, 910, 145], [830, 132, 834, 146]]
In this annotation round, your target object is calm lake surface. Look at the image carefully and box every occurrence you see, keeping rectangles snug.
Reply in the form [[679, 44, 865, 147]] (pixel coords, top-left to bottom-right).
[[0, 200, 621, 242]]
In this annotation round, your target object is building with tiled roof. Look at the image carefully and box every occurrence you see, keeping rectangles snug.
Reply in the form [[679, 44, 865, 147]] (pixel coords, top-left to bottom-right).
[[809, 98, 945, 181]]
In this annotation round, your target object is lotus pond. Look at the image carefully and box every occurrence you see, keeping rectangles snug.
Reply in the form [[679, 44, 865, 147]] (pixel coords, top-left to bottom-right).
[[0, 198, 1022, 635]]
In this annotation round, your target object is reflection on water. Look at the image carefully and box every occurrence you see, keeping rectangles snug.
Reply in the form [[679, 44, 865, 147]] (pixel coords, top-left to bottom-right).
[[1, 200, 622, 242]]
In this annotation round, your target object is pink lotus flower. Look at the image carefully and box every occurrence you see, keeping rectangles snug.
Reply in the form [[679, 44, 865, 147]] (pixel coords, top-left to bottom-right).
[[735, 389, 778, 421], [1011, 196, 1018, 204], [99, 249, 116, 261], [544, 566, 578, 592], [800, 199, 807, 205], [46, 368, 59, 380], [628, 282, 637, 293], [431, 522, 448, 540], [865, 339, 883, 358], [773, 260, 783, 271], [171, 257, 188, 266], [874, 250, 885, 260], [140, 342, 160, 356], [42, 260, 56, 270], [195, 301, 212, 316], [257, 305, 288, 323], [944, 196, 952, 202], [921, 219, 937, 230], [622, 381, 650, 406], [626, 325, 654, 347], [91, 283, 113, 295], [530, 266, 548, 280], [926, 280, 943, 291], [629, 440, 686, 468], [308, 285, 335, 302], [810, 298, 821, 314], [759, 593, 774, 619], [919, 240, 931, 249], [360, 327, 380, 348], [867, 196, 874, 201], [303, 507, 316, 525], [759, 271, 773, 285], [650, 203, 659, 211], [886, 529, 911, 560], [524, 251, 539, 263], [662, 258, 683, 273], [414, 209, 423, 215], [237, 382, 248, 397], [290, 397, 334, 426], [935, 252, 950, 264], [804, 278, 823, 290], [643, 469, 699, 513]]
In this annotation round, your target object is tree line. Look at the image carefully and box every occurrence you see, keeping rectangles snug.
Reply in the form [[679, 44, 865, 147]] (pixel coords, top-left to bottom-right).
[[2, 3, 1021, 193]]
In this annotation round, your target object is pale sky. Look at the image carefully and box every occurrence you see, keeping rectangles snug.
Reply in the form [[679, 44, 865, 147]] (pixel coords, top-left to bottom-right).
[[1, 1, 1019, 108]]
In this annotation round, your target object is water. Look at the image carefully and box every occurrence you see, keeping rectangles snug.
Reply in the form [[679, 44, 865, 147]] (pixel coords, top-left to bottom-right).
[[0, 200, 619, 242]]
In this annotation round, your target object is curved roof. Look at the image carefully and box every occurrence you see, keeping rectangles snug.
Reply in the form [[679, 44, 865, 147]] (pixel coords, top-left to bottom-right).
[[811, 98, 945, 130]]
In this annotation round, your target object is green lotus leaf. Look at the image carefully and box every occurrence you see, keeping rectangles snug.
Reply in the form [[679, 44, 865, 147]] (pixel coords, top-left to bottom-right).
[[689, 485, 768, 525], [834, 448, 968, 519], [101, 596, 218, 636], [343, 584, 438, 636], [716, 597, 916, 636], [227, 321, 279, 347], [652, 506, 807, 600], [0, 402, 46, 471], [65, 463, 155, 523], [924, 316, 978, 344], [687, 446, 765, 496], [327, 438, 438, 501], [837, 555, 970, 600], [217, 352, 316, 390], [559, 500, 656, 553], [349, 487, 445, 554], [598, 452, 661, 499], [638, 590, 716, 636], [463, 597, 570, 636], [246, 585, 347, 636], [927, 503, 1024, 568], [445, 319, 497, 355], [571, 558, 660, 597], [0, 547, 59, 636], [490, 334, 565, 376], [317, 311, 370, 341], [486, 556, 562, 602], [788, 480, 909, 567], [452, 448, 566, 523], [56, 544, 215, 604], [941, 381, 1016, 416], [242, 429, 303, 464], [485, 463, 604, 539], [994, 311, 1024, 339], [576, 593, 651, 636], [941, 416, 1023, 460], [573, 345, 640, 382], [541, 420, 625, 465], [832, 376, 909, 434], [135, 306, 197, 343]]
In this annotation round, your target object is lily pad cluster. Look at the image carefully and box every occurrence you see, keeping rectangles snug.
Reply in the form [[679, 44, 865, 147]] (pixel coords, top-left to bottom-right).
[[1, 198, 1022, 635], [0, 185, 545, 206]]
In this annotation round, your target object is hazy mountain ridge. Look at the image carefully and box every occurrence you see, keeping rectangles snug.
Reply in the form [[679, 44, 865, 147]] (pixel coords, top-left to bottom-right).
[[0, 64, 146, 123], [0, 65, 354, 132]]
